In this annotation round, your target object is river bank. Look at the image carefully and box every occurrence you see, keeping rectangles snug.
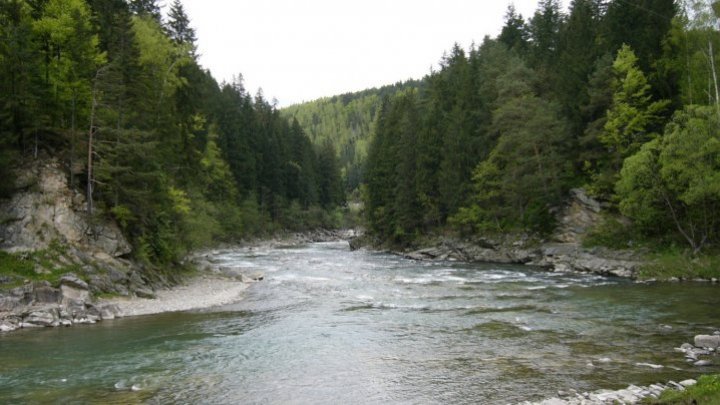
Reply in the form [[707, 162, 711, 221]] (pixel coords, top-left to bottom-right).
[[350, 189, 720, 282], [97, 275, 250, 317], [0, 228, 353, 333]]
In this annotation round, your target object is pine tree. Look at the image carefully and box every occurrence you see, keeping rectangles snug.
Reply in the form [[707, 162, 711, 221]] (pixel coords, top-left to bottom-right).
[[601, 45, 669, 165], [498, 4, 528, 53], [129, 0, 161, 22], [166, 0, 196, 55]]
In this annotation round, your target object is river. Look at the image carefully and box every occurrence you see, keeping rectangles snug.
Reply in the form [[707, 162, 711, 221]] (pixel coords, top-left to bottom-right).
[[1, 241, 718, 404]]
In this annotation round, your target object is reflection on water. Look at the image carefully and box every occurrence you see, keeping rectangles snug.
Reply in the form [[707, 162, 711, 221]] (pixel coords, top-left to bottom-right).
[[1, 241, 719, 404]]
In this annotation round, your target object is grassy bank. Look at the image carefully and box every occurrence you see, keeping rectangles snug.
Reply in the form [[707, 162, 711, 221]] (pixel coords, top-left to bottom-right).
[[645, 374, 720, 404], [0, 242, 82, 288], [639, 251, 720, 281]]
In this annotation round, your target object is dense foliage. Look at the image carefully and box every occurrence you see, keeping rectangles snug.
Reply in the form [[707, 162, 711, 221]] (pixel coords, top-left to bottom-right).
[[0, 0, 344, 265], [281, 81, 420, 192], [361, 0, 720, 253]]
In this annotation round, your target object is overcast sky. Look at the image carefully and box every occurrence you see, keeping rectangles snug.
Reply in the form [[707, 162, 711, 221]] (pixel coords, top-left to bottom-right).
[[176, 0, 563, 107]]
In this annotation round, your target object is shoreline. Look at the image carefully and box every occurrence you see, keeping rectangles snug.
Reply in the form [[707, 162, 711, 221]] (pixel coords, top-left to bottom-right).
[[98, 275, 251, 317]]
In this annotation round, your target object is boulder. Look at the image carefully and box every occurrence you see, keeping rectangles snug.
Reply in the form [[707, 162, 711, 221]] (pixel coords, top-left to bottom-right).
[[23, 308, 58, 327], [694, 335, 720, 349], [60, 273, 89, 290], [134, 287, 156, 299], [99, 304, 123, 320], [0, 296, 21, 312], [61, 284, 89, 303], [33, 285, 61, 304], [0, 320, 18, 332]]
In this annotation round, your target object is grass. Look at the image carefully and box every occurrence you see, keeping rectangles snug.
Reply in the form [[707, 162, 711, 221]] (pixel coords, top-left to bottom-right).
[[645, 374, 720, 404], [639, 250, 720, 281], [0, 242, 84, 289]]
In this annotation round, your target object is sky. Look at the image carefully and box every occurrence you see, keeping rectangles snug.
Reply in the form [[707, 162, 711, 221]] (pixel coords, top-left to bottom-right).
[[176, 0, 564, 107]]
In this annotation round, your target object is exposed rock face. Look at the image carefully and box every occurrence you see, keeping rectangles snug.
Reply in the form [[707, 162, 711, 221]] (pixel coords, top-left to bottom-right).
[[555, 188, 603, 244], [0, 277, 126, 332], [0, 157, 131, 257], [0, 157, 163, 333]]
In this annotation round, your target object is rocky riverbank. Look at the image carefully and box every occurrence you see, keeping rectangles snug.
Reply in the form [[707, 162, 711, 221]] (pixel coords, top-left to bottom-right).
[[351, 189, 646, 279], [520, 332, 719, 404], [97, 274, 250, 317], [518, 379, 699, 405]]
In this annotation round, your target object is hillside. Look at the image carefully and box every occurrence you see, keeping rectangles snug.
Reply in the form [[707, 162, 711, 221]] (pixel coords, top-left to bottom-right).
[[281, 80, 421, 191]]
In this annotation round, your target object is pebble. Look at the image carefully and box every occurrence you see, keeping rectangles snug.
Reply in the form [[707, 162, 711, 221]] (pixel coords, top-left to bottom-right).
[[694, 359, 713, 366]]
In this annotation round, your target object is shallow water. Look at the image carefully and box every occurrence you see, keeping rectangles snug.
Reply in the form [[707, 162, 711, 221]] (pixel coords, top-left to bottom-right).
[[1, 241, 719, 404]]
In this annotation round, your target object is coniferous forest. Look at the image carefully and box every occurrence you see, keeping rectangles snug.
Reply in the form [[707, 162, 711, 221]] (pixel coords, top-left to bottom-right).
[[0, 0, 344, 265], [4, 0, 720, 267], [321, 0, 720, 258]]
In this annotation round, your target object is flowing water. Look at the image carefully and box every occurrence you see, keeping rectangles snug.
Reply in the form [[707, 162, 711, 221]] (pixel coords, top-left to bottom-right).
[[1, 241, 719, 404]]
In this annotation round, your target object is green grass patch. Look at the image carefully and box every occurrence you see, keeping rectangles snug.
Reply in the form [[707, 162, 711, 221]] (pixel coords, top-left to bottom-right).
[[0, 242, 84, 289], [646, 374, 720, 404], [639, 250, 720, 281]]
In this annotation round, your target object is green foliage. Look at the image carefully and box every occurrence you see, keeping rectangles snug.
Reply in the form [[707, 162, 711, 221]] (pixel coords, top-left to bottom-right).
[[617, 105, 720, 253], [455, 60, 571, 234], [282, 80, 420, 192], [0, 0, 345, 270], [640, 250, 720, 281], [647, 374, 720, 404], [0, 243, 84, 288], [582, 216, 636, 250]]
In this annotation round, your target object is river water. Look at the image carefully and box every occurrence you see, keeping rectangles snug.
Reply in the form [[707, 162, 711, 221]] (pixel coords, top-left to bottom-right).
[[1, 241, 719, 404]]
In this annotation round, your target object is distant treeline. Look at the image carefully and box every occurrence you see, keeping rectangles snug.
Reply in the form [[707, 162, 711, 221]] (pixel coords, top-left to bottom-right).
[[0, 0, 344, 265], [283, 80, 421, 192]]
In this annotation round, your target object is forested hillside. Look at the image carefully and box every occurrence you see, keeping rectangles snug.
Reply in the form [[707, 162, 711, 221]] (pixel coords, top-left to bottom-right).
[[363, 0, 720, 256], [0, 0, 344, 265], [282, 81, 420, 192]]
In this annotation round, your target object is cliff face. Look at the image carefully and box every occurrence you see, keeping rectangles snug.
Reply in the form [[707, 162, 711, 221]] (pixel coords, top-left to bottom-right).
[[0, 157, 164, 333], [0, 157, 130, 257]]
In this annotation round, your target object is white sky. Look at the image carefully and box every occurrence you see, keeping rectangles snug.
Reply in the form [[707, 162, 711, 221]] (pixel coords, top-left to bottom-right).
[[175, 0, 562, 107]]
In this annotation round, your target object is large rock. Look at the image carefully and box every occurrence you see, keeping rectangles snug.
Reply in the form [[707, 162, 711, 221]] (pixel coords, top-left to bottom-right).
[[33, 285, 61, 304], [60, 273, 89, 290], [555, 188, 603, 244], [60, 284, 89, 303], [0, 157, 131, 257], [22, 308, 59, 327], [695, 335, 720, 349], [98, 303, 123, 320]]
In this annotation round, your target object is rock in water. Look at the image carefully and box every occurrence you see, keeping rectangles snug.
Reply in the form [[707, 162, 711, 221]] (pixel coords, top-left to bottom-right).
[[694, 334, 720, 349], [694, 360, 713, 367]]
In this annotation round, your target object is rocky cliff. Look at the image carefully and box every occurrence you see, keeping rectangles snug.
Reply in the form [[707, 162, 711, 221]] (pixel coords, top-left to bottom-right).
[[0, 157, 165, 332]]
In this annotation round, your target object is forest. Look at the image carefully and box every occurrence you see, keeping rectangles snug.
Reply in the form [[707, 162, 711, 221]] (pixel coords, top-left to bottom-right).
[[282, 80, 420, 193], [0, 0, 345, 266], [348, 0, 720, 259]]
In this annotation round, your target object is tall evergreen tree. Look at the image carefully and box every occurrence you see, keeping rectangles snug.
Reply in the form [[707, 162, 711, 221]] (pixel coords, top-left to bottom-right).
[[166, 0, 196, 55], [498, 4, 528, 53], [129, 0, 161, 22]]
